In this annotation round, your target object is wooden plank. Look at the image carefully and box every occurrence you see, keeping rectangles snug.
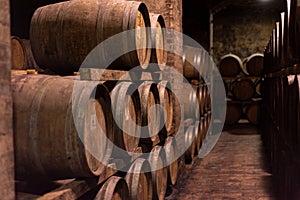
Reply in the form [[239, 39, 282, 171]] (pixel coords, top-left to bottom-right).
[[37, 162, 122, 200], [79, 68, 162, 81], [16, 192, 41, 200]]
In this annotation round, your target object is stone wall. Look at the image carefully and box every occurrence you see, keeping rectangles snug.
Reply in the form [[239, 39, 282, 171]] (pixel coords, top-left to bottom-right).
[[213, 7, 275, 64], [0, 0, 14, 198]]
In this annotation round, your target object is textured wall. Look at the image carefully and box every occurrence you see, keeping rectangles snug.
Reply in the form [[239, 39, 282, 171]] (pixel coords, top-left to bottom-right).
[[0, 0, 14, 198], [213, 7, 275, 64]]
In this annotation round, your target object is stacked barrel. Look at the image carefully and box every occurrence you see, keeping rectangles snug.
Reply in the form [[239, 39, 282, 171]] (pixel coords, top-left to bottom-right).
[[182, 45, 212, 164], [10, 0, 186, 199], [218, 53, 263, 125], [261, 0, 300, 199]]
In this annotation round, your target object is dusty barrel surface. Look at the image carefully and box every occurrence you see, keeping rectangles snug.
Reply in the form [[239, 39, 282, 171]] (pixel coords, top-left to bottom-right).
[[245, 53, 264, 76], [163, 136, 179, 185], [231, 78, 256, 101], [12, 74, 113, 180], [182, 83, 200, 120], [110, 82, 141, 152], [148, 146, 168, 200], [95, 176, 129, 200], [149, 13, 167, 71], [184, 125, 196, 164], [11, 36, 39, 70], [157, 81, 174, 135], [244, 100, 261, 125], [30, 0, 151, 75], [125, 158, 152, 200], [219, 54, 243, 77], [138, 82, 162, 147], [225, 101, 243, 125], [182, 46, 202, 79]]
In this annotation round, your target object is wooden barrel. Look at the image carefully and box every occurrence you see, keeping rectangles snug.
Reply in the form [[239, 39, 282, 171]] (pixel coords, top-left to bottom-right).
[[184, 125, 196, 164], [225, 101, 243, 125], [148, 146, 168, 200], [125, 158, 152, 200], [182, 83, 200, 120], [245, 53, 264, 76], [157, 81, 174, 135], [231, 78, 255, 101], [149, 13, 167, 71], [182, 46, 201, 79], [219, 54, 243, 77], [95, 176, 129, 200], [199, 117, 206, 144], [204, 84, 211, 112], [30, 0, 151, 75], [244, 100, 261, 125], [12, 75, 113, 180], [198, 84, 206, 116], [194, 120, 201, 155], [11, 36, 39, 70], [164, 136, 179, 185], [110, 82, 141, 153], [138, 82, 162, 149]]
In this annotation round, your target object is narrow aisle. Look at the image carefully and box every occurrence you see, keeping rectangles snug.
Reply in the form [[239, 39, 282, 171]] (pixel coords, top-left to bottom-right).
[[174, 125, 277, 200]]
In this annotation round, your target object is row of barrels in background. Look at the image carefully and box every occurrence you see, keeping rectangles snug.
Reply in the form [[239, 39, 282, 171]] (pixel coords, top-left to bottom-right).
[[219, 53, 264, 77], [262, 0, 300, 199], [217, 53, 263, 125], [261, 76, 300, 200], [222, 77, 260, 101], [264, 0, 300, 73], [12, 0, 167, 74], [225, 99, 261, 125]]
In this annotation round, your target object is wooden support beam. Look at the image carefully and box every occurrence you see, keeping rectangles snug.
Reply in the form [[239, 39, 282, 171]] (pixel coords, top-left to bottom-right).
[[0, 0, 15, 199]]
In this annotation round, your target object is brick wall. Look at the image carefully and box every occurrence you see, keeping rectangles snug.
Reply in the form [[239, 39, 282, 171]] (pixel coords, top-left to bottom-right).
[[0, 0, 14, 198]]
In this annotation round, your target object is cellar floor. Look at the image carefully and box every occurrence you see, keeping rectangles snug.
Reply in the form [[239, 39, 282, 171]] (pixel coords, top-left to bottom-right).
[[169, 124, 277, 200]]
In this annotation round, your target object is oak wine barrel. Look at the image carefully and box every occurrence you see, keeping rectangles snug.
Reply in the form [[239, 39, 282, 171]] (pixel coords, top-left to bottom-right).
[[164, 136, 179, 185], [125, 158, 152, 200], [30, 0, 151, 75], [198, 84, 206, 116], [149, 13, 167, 71], [95, 176, 129, 200], [110, 82, 141, 153], [184, 125, 196, 164], [219, 54, 243, 77], [11, 36, 39, 71], [138, 82, 162, 149], [182, 83, 200, 120], [225, 101, 243, 125], [231, 78, 255, 101], [157, 81, 174, 135], [244, 100, 261, 125], [182, 46, 201, 79], [12, 75, 113, 180], [245, 53, 264, 76], [148, 146, 168, 200]]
